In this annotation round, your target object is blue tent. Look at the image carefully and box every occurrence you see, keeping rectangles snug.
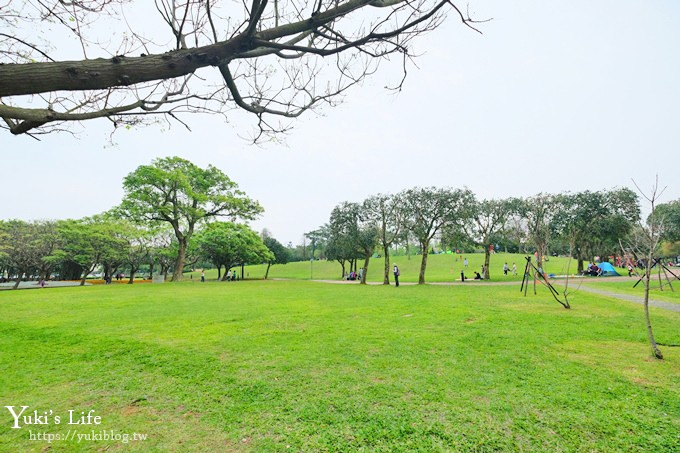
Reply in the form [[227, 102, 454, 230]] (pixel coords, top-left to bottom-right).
[[599, 262, 620, 276]]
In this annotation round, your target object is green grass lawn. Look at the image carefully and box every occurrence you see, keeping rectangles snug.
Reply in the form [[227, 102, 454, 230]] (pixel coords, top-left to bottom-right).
[[1, 281, 679, 451], [228, 252, 590, 283]]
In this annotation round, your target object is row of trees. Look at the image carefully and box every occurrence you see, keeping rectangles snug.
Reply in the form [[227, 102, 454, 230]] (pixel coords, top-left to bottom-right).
[[0, 216, 290, 289], [0, 157, 292, 288], [306, 186, 679, 285]]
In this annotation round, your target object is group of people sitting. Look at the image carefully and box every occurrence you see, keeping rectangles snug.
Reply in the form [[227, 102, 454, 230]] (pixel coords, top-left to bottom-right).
[[582, 263, 602, 277], [345, 268, 364, 281]]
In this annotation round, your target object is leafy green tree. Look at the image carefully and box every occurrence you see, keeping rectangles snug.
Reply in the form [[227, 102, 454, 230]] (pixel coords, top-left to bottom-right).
[[148, 227, 179, 280], [193, 222, 273, 281], [655, 199, 680, 244], [463, 197, 519, 279], [0, 225, 7, 279], [305, 227, 329, 260], [554, 189, 639, 272], [326, 202, 362, 279], [0, 220, 63, 288], [117, 221, 153, 284], [402, 187, 473, 284], [119, 157, 263, 281], [262, 235, 291, 279], [362, 194, 405, 285], [0, 220, 38, 289], [49, 218, 127, 286], [519, 194, 557, 273]]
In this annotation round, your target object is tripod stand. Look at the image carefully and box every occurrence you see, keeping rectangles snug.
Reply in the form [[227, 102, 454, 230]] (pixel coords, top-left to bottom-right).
[[520, 256, 570, 308]]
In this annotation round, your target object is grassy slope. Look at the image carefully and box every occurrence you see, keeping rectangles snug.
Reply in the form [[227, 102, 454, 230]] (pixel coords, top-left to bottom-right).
[[1, 281, 678, 451]]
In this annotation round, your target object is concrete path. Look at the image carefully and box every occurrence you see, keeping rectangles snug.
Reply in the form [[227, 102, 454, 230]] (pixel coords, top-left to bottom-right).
[[574, 284, 680, 313], [0, 281, 91, 290]]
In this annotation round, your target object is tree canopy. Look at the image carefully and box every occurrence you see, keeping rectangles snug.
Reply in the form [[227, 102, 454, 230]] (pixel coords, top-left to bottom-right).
[[119, 156, 263, 280], [0, 0, 479, 138], [655, 199, 680, 244], [402, 186, 473, 284], [193, 222, 273, 280]]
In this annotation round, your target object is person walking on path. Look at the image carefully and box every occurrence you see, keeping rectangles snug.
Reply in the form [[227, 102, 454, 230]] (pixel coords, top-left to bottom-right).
[[393, 264, 400, 287]]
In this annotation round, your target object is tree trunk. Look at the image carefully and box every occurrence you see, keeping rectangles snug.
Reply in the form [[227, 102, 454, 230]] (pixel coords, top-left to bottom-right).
[[360, 256, 370, 285], [128, 267, 136, 284], [172, 237, 188, 281], [483, 246, 491, 280], [338, 260, 346, 279], [12, 275, 21, 290], [418, 240, 430, 284], [536, 246, 545, 275], [265, 263, 271, 280], [643, 262, 664, 359], [577, 258, 584, 274], [383, 245, 391, 285]]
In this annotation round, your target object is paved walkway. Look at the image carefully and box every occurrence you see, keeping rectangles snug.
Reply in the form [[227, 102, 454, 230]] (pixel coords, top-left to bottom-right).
[[0, 281, 91, 290], [574, 285, 680, 312]]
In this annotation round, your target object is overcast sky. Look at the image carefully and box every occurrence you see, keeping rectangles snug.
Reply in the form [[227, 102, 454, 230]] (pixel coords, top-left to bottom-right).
[[1, 0, 679, 245]]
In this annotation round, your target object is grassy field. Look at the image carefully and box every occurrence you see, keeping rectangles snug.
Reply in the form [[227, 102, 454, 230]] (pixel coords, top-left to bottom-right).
[[230, 252, 594, 283], [1, 280, 678, 451]]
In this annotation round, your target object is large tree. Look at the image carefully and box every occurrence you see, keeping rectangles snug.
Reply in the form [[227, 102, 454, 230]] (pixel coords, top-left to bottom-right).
[[0, 220, 40, 289], [402, 186, 473, 284], [50, 218, 127, 286], [304, 227, 329, 261], [148, 227, 180, 280], [463, 197, 518, 279], [119, 156, 262, 281], [193, 222, 273, 280], [519, 193, 557, 274], [0, 220, 63, 288], [554, 189, 639, 273], [655, 199, 680, 244], [262, 234, 290, 280], [362, 193, 405, 284], [0, 0, 478, 138], [326, 202, 362, 279]]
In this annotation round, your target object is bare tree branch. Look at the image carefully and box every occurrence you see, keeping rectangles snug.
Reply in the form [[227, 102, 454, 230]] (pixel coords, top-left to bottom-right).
[[0, 0, 486, 139]]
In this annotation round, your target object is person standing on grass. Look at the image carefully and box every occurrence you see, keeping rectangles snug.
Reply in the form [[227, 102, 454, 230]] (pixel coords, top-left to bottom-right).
[[512, 263, 517, 275], [393, 264, 400, 287], [201, 270, 205, 282], [503, 262, 509, 276]]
